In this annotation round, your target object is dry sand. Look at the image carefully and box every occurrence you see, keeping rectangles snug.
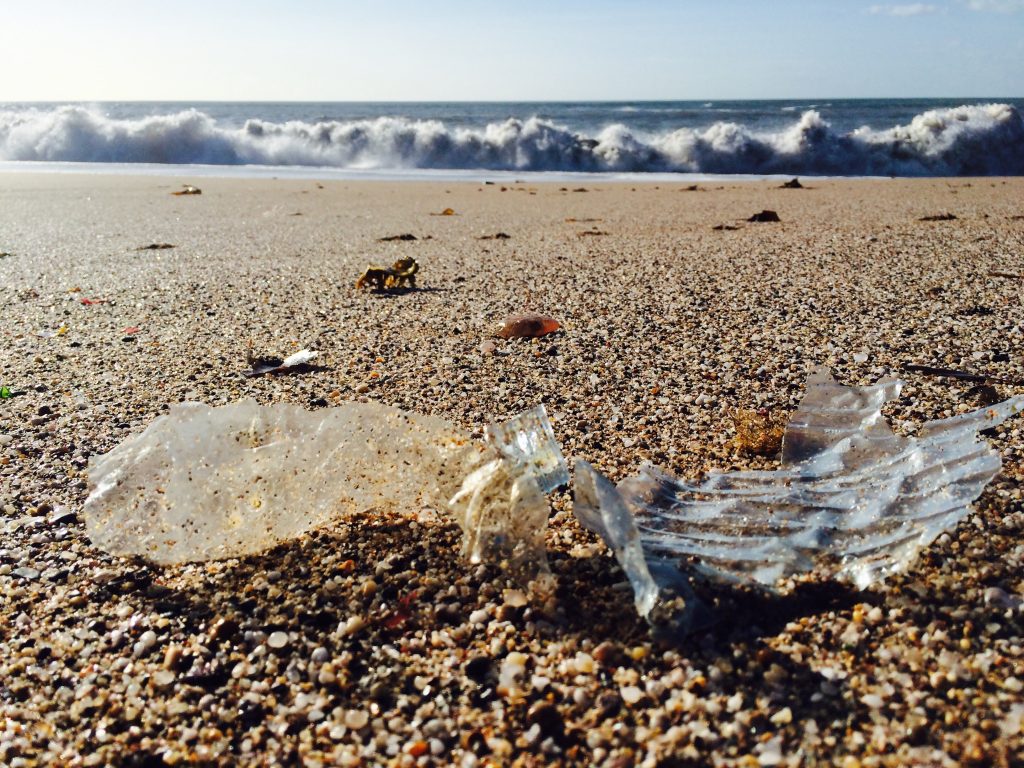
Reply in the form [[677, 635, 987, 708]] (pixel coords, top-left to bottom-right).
[[1, 172, 1023, 766]]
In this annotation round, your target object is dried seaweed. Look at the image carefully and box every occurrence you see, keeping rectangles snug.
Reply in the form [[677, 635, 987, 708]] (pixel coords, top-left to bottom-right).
[[574, 367, 1024, 634]]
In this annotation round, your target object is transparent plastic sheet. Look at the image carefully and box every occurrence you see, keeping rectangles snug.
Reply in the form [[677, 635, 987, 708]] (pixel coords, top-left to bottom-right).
[[574, 367, 1024, 635], [85, 401, 566, 577]]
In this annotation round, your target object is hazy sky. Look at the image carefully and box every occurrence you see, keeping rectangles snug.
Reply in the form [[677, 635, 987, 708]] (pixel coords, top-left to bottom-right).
[[3, 0, 1022, 101]]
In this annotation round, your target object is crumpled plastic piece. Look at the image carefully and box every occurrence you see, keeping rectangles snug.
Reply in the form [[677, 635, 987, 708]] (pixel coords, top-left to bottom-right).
[[574, 366, 1024, 633], [450, 406, 569, 575], [85, 400, 566, 572], [245, 349, 321, 377]]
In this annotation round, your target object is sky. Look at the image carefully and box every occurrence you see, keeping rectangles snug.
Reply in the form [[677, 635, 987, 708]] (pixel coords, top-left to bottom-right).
[[2, 0, 1021, 101]]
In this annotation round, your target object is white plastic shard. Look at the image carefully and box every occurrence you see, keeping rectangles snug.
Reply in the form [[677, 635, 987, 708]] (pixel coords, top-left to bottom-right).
[[574, 366, 1024, 631], [84, 400, 566, 569]]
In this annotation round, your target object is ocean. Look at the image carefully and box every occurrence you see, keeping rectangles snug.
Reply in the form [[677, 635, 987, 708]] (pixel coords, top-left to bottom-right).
[[0, 98, 1021, 180]]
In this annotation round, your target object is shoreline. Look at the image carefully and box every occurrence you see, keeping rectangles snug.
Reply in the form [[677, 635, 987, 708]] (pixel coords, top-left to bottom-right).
[[1, 173, 1023, 765]]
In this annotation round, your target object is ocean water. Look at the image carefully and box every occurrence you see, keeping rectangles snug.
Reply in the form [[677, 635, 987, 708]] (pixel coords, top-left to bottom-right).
[[0, 99, 1021, 180]]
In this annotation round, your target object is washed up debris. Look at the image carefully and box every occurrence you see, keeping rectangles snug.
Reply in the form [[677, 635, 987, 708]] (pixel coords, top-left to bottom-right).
[[478, 232, 511, 240], [902, 363, 1023, 386], [496, 313, 561, 340], [171, 185, 202, 196], [712, 224, 739, 231], [355, 257, 419, 291], [780, 178, 803, 189], [988, 270, 1024, 280], [245, 348, 322, 377], [565, 217, 601, 223], [431, 208, 457, 216], [378, 234, 418, 242], [136, 243, 176, 251], [80, 297, 107, 306], [747, 210, 781, 222], [577, 229, 609, 237], [919, 213, 956, 221], [0, 251, 12, 258], [574, 367, 1024, 636], [84, 401, 565, 580], [0, 386, 12, 399], [732, 408, 785, 456]]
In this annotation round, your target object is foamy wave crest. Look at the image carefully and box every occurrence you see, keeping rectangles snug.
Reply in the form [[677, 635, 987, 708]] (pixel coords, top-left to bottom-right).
[[0, 103, 1021, 175]]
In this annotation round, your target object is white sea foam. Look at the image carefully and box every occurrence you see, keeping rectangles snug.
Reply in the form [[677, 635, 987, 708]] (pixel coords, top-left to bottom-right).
[[0, 103, 1020, 176]]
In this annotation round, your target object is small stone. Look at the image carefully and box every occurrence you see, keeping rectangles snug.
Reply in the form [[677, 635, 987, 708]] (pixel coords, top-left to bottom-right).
[[502, 589, 528, 608], [620, 685, 643, 705], [267, 631, 289, 649], [13, 566, 40, 580], [151, 669, 175, 689], [344, 710, 369, 730], [770, 707, 793, 725], [469, 608, 489, 624]]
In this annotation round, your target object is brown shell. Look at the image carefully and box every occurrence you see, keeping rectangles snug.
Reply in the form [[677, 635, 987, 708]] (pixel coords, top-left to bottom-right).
[[496, 313, 561, 340]]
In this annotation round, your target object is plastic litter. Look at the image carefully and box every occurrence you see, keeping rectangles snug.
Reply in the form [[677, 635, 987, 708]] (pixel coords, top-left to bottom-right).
[[245, 349, 321, 377], [574, 366, 1024, 634], [84, 401, 566, 576], [171, 185, 202, 196]]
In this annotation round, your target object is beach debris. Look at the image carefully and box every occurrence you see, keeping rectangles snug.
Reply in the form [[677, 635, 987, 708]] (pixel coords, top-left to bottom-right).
[[577, 229, 609, 237], [36, 326, 69, 338], [245, 348, 322, 377], [732, 408, 785, 456], [84, 401, 565, 579], [712, 224, 740, 231], [432, 208, 457, 216], [136, 243, 176, 251], [496, 313, 561, 340], [919, 213, 957, 221], [478, 232, 511, 240], [747, 210, 781, 222], [355, 257, 419, 291], [988, 269, 1024, 280], [902, 363, 1023, 386], [0, 251, 12, 258], [574, 366, 1024, 636], [780, 178, 803, 189], [80, 297, 107, 306], [682, 185, 701, 191], [0, 386, 12, 399], [378, 234, 418, 242], [565, 217, 602, 223], [171, 185, 202, 196]]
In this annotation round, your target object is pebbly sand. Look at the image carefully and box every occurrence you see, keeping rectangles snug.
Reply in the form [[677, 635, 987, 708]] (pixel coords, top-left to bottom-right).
[[1, 172, 1023, 766]]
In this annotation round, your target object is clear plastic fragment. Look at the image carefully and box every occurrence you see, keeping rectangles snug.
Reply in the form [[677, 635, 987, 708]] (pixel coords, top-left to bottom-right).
[[451, 405, 569, 574], [85, 400, 564, 570], [574, 366, 1024, 632]]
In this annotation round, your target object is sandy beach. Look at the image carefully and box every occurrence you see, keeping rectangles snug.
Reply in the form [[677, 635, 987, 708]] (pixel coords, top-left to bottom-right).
[[2, 172, 1023, 766]]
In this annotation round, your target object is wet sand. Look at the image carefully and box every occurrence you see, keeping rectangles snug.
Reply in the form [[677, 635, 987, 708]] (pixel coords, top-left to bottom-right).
[[1, 173, 1023, 766]]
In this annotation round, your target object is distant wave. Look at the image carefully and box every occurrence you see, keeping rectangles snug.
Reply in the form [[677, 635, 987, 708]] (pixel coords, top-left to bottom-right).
[[0, 103, 1021, 175]]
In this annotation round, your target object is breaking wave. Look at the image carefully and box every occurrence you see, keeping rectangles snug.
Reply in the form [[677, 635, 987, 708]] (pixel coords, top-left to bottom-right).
[[0, 103, 1021, 176]]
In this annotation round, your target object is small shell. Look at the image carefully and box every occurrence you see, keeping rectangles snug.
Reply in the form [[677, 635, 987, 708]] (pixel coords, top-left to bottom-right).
[[496, 313, 561, 340]]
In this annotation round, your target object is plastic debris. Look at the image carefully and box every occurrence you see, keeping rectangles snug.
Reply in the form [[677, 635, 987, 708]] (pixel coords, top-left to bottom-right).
[[903, 363, 1023, 386], [496, 313, 561, 340], [80, 297, 107, 306], [355, 257, 419, 291], [432, 207, 457, 216], [171, 185, 202, 196], [136, 243, 176, 250], [84, 401, 566, 576], [574, 367, 1024, 634], [0, 386, 11, 399], [245, 349, 321, 377]]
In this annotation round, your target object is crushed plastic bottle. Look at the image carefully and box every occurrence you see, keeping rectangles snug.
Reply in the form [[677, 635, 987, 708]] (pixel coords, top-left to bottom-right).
[[574, 367, 1024, 634], [85, 400, 566, 575]]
